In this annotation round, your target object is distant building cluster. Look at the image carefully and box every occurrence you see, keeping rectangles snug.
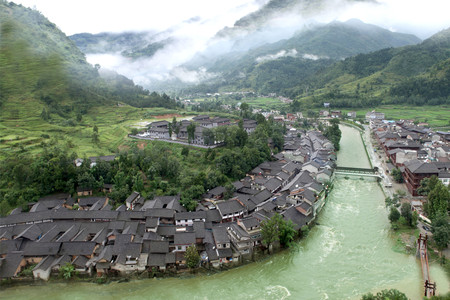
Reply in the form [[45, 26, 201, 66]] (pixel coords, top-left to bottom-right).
[[371, 117, 450, 196], [134, 115, 257, 146], [0, 128, 336, 281]]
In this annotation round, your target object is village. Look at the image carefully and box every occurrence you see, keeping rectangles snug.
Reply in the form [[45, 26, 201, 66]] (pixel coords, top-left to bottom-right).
[[1, 108, 449, 283], [366, 111, 450, 211], [0, 114, 337, 281]]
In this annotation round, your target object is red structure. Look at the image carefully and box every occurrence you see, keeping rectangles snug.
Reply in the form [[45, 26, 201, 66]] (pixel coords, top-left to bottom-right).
[[417, 234, 436, 297], [404, 160, 439, 196]]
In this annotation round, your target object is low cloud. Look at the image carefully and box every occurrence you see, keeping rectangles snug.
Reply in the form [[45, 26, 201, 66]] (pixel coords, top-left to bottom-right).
[[16, 0, 450, 90], [256, 49, 298, 63]]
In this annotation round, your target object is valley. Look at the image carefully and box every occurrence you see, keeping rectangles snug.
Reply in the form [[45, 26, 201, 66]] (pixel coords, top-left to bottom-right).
[[0, 0, 450, 298]]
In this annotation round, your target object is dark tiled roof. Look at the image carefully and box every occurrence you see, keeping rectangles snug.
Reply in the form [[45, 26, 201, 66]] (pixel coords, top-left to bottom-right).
[[205, 209, 222, 223], [22, 241, 61, 256], [240, 217, 260, 230], [145, 208, 175, 218], [405, 160, 439, 174], [125, 192, 141, 204], [216, 200, 245, 216], [174, 232, 196, 245], [0, 251, 23, 278], [251, 190, 272, 205], [175, 211, 206, 221], [212, 226, 230, 244], [0, 240, 22, 255], [157, 225, 175, 237], [149, 241, 169, 254], [147, 253, 166, 267], [59, 241, 96, 256], [264, 178, 282, 192], [282, 207, 312, 230]]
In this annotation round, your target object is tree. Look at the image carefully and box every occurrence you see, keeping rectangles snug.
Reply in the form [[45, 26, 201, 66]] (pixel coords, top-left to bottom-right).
[[400, 202, 413, 227], [185, 244, 200, 269], [60, 263, 76, 279], [181, 147, 189, 157], [388, 207, 400, 223], [361, 289, 408, 300], [187, 122, 196, 144], [426, 181, 450, 221], [391, 168, 404, 183], [279, 219, 297, 247], [417, 176, 439, 196], [261, 214, 281, 249], [323, 122, 341, 151], [261, 213, 297, 249], [224, 182, 235, 200], [431, 213, 450, 251], [202, 128, 215, 146], [92, 125, 99, 143]]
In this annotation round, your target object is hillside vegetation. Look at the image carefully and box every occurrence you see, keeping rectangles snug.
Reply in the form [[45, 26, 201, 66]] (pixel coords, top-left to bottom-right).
[[185, 19, 421, 96], [0, 2, 178, 158], [289, 28, 450, 109]]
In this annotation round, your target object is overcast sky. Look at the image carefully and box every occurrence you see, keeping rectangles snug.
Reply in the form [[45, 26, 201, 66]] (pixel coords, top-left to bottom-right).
[[13, 0, 265, 35], [12, 0, 450, 38], [11, 0, 450, 88]]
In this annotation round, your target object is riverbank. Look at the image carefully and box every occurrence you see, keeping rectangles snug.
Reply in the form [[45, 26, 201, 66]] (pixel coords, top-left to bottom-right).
[[347, 124, 450, 285], [2, 125, 448, 300]]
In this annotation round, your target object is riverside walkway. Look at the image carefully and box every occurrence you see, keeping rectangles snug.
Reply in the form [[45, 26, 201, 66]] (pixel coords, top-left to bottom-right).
[[417, 234, 437, 297]]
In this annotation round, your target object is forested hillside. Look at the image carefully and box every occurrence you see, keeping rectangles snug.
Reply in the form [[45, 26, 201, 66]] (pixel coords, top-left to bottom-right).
[[185, 20, 421, 96], [289, 28, 450, 109], [0, 2, 176, 113]]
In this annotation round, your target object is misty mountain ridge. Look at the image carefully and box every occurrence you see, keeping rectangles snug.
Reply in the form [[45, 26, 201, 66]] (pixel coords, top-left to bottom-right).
[[286, 26, 450, 108], [69, 18, 421, 92], [0, 2, 176, 114]]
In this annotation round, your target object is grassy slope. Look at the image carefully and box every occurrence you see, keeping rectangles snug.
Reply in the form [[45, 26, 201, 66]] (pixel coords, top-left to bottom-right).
[[0, 103, 179, 159]]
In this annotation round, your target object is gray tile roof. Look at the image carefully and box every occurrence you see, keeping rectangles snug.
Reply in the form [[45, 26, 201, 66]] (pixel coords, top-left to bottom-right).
[[59, 241, 96, 256], [216, 200, 245, 216], [0, 251, 23, 278], [174, 232, 196, 245], [22, 241, 61, 256], [212, 226, 230, 244], [149, 241, 169, 254]]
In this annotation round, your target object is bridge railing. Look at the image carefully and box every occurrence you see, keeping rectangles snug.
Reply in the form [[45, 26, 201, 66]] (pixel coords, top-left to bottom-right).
[[335, 166, 375, 174]]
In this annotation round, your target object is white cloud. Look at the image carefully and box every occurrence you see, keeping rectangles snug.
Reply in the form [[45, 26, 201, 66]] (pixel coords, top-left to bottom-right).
[[14, 0, 265, 35], [256, 49, 298, 63], [12, 0, 450, 89], [302, 54, 321, 60]]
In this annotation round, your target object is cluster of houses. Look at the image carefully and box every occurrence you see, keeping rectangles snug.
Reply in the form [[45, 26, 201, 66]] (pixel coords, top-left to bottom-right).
[[0, 128, 336, 281], [370, 118, 450, 196], [135, 115, 257, 146]]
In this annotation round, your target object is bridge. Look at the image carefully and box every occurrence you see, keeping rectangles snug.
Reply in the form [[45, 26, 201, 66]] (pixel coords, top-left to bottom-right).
[[417, 234, 436, 297], [334, 166, 381, 179]]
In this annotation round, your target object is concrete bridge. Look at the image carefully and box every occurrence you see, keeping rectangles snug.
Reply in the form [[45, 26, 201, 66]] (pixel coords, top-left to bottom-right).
[[334, 166, 382, 179]]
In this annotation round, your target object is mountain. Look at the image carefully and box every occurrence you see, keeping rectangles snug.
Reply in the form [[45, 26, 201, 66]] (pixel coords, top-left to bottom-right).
[[184, 19, 421, 95], [0, 2, 175, 112], [70, 31, 154, 54], [288, 28, 450, 109]]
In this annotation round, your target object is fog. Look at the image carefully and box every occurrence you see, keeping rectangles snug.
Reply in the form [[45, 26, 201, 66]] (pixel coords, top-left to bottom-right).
[[14, 0, 450, 89]]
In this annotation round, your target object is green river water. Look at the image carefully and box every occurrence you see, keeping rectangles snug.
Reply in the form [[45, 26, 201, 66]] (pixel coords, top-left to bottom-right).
[[1, 126, 448, 299]]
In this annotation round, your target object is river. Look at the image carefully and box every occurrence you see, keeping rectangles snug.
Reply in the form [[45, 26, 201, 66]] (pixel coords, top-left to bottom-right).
[[1, 125, 448, 299]]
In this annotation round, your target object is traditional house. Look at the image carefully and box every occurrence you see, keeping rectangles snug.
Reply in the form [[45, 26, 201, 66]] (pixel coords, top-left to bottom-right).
[[125, 192, 143, 210], [175, 211, 206, 227], [403, 160, 439, 196], [216, 200, 246, 222]]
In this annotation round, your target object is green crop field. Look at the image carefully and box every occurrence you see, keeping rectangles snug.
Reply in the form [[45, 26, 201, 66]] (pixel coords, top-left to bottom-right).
[[0, 101, 193, 159], [345, 105, 450, 128]]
